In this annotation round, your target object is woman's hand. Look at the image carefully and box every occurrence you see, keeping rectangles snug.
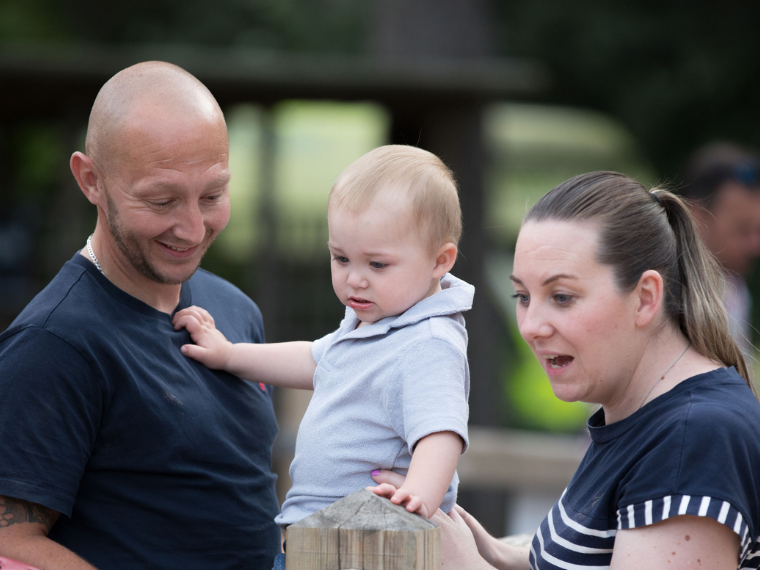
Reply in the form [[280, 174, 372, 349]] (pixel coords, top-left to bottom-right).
[[431, 507, 498, 569], [445, 505, 531, 570]]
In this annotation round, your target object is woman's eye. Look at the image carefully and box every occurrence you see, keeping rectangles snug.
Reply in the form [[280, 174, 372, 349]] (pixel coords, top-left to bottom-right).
[[511, 293, 529, 305], [370, 262, 386, 269], [554, 294, 573, 305]]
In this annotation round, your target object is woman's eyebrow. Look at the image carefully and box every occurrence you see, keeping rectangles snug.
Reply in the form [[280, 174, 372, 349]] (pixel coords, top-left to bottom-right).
[[541, 273, 577, 286], [509, 273, 578, 286]]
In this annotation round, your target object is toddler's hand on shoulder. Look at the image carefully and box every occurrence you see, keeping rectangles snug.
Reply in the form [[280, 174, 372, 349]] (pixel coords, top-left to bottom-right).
[[172, 306, 232, 370]]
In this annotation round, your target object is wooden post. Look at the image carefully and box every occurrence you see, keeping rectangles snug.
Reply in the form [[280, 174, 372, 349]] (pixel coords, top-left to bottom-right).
[[286, 489, 439, 570]]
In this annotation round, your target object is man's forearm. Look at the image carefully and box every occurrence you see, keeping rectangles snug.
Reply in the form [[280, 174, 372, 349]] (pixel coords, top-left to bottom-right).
[[0, 532, 98, 570], [0, 496, 97, 570]]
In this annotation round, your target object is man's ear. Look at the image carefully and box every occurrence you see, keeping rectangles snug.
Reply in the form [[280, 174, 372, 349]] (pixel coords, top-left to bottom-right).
[[432, 243, 458, 279], [70, 152, 104, 206], [634, 269, 664, 328]]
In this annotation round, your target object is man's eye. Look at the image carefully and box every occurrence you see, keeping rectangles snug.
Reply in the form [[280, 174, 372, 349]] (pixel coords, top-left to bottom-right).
[[370, 262, 386, 269]]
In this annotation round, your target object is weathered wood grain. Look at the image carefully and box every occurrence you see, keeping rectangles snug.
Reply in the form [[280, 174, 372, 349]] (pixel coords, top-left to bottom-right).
[[286, 489, 440, 570]]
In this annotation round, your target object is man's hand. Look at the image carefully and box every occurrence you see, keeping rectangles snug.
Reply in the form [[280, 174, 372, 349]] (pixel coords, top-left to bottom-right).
[[173, 306, 233, 370]]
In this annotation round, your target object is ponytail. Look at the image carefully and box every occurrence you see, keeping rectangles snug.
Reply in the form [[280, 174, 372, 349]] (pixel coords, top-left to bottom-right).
[[653, 189, 753, 386]]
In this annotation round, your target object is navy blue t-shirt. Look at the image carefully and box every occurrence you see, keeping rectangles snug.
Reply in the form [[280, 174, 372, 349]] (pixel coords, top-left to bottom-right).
[[530, 367, 760, 569], [0, 254, 281, 569]]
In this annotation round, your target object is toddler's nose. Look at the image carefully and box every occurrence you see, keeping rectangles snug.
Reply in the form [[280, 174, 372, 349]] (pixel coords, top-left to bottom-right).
[[347, 270, 367, 289]]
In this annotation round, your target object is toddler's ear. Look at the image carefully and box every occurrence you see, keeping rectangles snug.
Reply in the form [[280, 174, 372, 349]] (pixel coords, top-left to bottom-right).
[[432, 243, 458, 278]]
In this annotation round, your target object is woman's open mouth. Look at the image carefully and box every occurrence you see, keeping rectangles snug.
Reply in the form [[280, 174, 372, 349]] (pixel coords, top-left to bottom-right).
[[545, 355, 573, 369]]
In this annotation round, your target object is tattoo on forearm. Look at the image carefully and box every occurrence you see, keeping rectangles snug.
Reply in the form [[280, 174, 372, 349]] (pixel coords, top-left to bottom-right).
[[0, 496, 56, 531]]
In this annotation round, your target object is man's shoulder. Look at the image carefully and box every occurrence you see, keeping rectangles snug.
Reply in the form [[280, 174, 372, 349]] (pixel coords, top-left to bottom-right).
[[0, 259, 96, 365], [4, 257, 91, 333]]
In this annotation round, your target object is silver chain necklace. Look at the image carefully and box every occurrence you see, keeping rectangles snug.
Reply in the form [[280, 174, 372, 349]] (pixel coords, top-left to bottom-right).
[[86, 234, 104, 274], [638, 341, 691, 410]]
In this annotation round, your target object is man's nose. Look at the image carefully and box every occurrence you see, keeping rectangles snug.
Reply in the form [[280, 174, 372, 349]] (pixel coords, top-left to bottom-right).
[[174, 202, 206, 243]]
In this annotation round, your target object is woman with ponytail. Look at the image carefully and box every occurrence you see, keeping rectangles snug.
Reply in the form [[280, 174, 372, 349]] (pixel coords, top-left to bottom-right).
[[372, 172, 760, 569]]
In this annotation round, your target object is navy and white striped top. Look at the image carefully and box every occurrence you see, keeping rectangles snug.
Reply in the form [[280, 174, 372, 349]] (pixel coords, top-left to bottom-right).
[[530, 367, 760, 569]]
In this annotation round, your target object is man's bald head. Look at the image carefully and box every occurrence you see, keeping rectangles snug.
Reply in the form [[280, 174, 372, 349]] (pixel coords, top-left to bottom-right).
[[86, 61, 226, 174]]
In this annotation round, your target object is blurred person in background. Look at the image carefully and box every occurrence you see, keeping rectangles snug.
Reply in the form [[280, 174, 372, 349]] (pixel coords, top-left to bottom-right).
[[0, 62, 281, 569], [680, 143, 760, 353]]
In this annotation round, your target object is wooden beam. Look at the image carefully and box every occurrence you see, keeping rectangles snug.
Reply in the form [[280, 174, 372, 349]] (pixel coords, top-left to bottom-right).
[[458, 427, 587, 492]]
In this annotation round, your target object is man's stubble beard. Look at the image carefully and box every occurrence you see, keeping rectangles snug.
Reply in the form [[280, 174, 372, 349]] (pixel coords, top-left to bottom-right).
[[104, 190, 213, 285]]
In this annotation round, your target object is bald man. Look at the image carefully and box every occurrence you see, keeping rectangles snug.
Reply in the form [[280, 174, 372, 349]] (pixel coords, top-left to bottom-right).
[[0, 62, 281, 569]]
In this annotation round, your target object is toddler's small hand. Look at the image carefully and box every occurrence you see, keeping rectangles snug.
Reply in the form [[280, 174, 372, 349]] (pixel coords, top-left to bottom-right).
[[172, 306, 232, 370], [367, 483, 430, 518]]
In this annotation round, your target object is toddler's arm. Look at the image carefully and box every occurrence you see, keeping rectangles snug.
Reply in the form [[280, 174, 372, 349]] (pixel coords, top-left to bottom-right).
[[173, 306, 316, 390], [369, 430, 463, 519]]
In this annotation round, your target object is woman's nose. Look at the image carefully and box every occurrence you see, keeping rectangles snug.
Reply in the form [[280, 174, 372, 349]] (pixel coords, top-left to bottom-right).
[[518, 305, 552, 341]]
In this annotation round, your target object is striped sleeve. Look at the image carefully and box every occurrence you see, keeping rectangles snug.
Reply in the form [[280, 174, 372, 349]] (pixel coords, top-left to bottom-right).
[[530, 491, 616, 569], [617, 495, 758, 568], [745, 543, 760, 569]]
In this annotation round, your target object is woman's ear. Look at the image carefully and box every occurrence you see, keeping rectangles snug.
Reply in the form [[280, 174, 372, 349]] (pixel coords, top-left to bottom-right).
[[70, 152, 104, 206], [432, 243, 458, 278], [634, 269, 664, 327]]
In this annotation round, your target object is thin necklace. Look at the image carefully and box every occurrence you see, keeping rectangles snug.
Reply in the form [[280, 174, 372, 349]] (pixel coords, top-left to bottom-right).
[[86, 234, 104, 275], [638, 341, 691, 410]]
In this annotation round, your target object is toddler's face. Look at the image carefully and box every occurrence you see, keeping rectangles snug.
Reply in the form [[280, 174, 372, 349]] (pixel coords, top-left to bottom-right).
[[327, 198, 442, 327]]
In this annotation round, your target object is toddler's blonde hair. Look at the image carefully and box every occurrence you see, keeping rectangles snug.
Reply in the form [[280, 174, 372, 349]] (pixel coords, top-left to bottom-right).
[[328, 145, 462, 251]]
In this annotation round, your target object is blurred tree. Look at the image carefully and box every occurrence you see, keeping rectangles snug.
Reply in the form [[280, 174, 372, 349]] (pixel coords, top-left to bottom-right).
[[493, 0, 760, 176], [0, 0, 367, 53]]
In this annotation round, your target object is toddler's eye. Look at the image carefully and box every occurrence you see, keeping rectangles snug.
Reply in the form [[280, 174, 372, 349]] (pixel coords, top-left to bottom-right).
[[333, 255, 349, 264], [370, 262, 386, 269]]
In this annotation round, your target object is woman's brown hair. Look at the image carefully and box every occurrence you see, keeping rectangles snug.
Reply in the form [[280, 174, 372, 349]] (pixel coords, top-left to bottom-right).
[[525, 171, 753, 388]]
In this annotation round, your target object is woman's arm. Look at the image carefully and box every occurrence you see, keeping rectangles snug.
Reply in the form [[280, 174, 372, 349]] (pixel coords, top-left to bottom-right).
[[611, 514, 740, 569], [173, 306, 316, 389]]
